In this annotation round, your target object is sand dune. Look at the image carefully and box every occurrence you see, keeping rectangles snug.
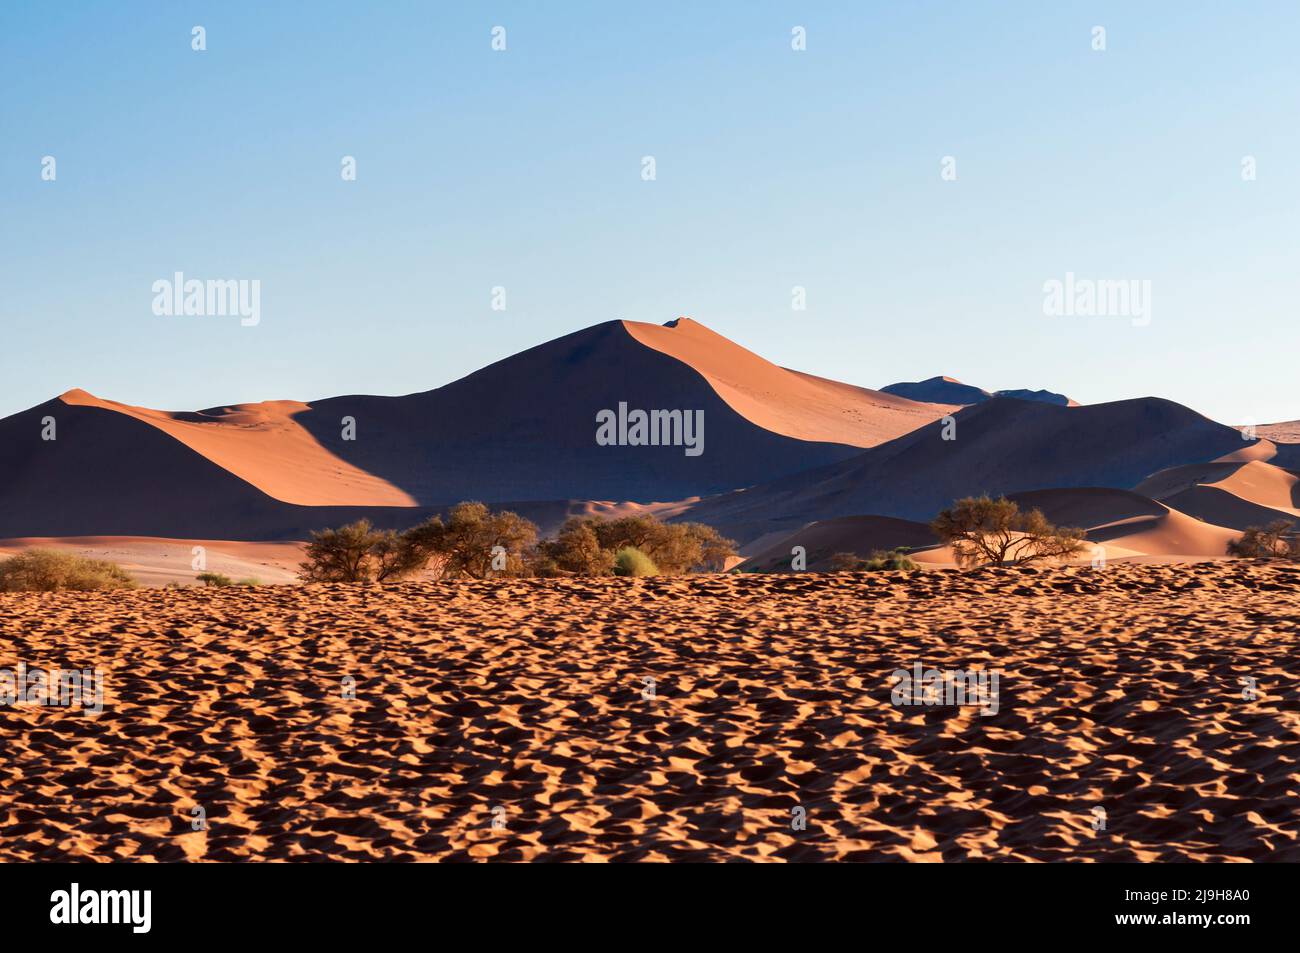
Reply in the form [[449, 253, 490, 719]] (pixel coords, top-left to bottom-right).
[[1007, 488, 1240, 560], [1214, 438, 1279, 463], [627, 318, 954, 447], [1204, 460, 1300, 513], [684, 396, 1254, 546], [1, 320, 952, 539], [58, 389, 416, 507], [1136, 460, 1300, 532], [1007, 487, 1167, 528], [3, 564, 1297, 862], [1085, 509, 1239, 558], [736, 487, 1244, 569]]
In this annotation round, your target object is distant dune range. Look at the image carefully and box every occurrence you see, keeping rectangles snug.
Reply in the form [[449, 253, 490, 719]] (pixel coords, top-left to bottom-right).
[[0, 317, 1296, 573], [685, 396, 1282, 545], [0, 319, 948, 541], [881, 375, 1076, 407]]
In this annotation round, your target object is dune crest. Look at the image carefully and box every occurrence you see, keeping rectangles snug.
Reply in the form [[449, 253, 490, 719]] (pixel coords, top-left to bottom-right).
[[1136, 459, 1300, 531], [623, 318, 954, 447], [58, 388, 417, 507]]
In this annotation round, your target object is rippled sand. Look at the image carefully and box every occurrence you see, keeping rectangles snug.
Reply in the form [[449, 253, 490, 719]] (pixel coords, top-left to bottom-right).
[[2, 563, 1298, 862]]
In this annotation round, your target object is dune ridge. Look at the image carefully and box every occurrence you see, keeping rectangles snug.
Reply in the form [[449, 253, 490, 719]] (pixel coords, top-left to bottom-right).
[[58, 389, 417, 507], [624, 318, 954, 447], [1, 320, 954, 540]]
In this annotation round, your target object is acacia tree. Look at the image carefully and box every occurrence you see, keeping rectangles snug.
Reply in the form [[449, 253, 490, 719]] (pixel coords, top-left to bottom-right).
[[403, 502, 538, 579], [538, 514, 736, 575], [1227, 520, 1298, 559], [533, 519, 617, 576], [930, 496, 1085, 568], [298, 520, 425, 583]]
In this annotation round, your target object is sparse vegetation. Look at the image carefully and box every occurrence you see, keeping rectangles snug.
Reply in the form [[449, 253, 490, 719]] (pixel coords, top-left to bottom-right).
[[0, 550, 136, 592], [299, 504, 539, 583], [403, 502, 539, 579], [297, 508, 734, 584], [1227, 520, 1298, 559], [827, 548, 919, 572], [298, 519, 428, 583], [531, 520, 616, 576], [196, 572, 234, 587], [533, 514, 735, 576], [931, 495, 1086, 568], [613, 546, 658, 577]]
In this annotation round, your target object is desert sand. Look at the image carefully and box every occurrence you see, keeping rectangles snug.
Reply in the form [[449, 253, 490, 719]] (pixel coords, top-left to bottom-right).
[[2, 563, 1297, 862], [0, 538, 305, 587]]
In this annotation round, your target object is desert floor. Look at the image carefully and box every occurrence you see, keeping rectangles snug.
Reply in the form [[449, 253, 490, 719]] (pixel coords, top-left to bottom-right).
[[1, 563, 1298, 862]]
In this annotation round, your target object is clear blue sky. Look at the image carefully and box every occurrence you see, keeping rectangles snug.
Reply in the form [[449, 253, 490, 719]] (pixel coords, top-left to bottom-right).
[[2, 1, 1297, 425]]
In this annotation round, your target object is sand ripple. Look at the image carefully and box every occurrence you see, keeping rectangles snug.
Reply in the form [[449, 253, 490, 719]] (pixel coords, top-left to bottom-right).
[[1, 563, 1298, 861]]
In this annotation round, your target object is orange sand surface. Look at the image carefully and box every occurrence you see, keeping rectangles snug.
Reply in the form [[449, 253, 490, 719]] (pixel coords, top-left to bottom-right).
[[58, 389, 417, 507], [1, 564, 1298, 862], [625, 318, 956, 448], [0, 537, 305, 587]]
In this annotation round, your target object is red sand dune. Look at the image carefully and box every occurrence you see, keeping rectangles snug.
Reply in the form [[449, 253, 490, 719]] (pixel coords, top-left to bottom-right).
[[1136, 460, 1300, 531], [684, 396, 1256, 546], [736, 486, 1246, 569], [626, 318, 954, 447], [58, 389, 416, 506], [0, 319, 951, 540]]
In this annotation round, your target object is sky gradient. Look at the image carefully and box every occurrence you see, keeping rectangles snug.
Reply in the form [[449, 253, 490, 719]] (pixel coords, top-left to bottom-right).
[[2, 1, 1297, 426]]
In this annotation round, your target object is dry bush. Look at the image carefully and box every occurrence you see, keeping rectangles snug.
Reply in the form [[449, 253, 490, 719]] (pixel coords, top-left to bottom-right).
[[0, 550, 136, 592], [535, 514, 735, 576], [827, 549, 919, 572], [299, 520, 426, 583], [931, 495, 1086, 568], [402, 503, 538, 579], [1227, 520, 1298, 559]]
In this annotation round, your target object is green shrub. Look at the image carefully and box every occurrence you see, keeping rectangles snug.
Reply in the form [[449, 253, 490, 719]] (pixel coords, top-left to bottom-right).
[[197, 572, 234, 587], [404, 503, 539, 579], [532, 514, 736, 576], [827, 549, 919, 572], [237, 577, 262, 586], [0, 550, 136, 592], [863, 548, 919, 571], [613, 546, 658, 577], [1227, 520, 1297, 559], [299, 519, 428, 583], [827, 552, 866, 571]]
